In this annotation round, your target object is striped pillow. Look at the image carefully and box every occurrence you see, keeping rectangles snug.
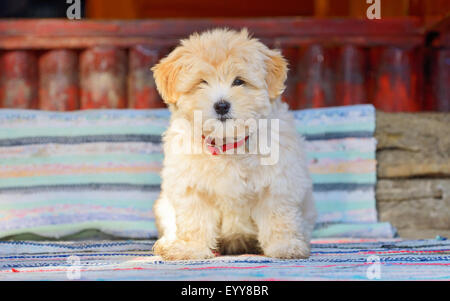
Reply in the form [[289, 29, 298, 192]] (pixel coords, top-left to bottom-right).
[[0, 105, 394, 239]]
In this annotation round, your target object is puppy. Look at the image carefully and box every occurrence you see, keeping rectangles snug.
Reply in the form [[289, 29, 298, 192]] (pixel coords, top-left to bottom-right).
[[151, 28, 316, 260]]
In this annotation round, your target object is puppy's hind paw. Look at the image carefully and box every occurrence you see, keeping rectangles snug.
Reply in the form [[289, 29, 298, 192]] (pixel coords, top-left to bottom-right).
[[263, 239, 311, 259]]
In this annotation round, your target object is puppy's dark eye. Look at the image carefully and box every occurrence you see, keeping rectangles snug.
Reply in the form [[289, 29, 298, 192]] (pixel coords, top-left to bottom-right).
[[232, 77, 245, 86], [200, 80, 208, 85]]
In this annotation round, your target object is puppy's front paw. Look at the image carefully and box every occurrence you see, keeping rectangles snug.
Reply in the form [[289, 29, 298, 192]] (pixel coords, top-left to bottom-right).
[[263, 239, 311, 259], [153, 239, 214, 261]]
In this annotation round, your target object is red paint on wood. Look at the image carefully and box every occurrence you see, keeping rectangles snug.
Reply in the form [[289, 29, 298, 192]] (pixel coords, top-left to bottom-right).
[[0, 51, 38, 109], [128, 45, 165, 109], [296, 45, 335, 109], [0, 18, 423, 38], [0, 19, 424, 50], [39, 50, 79, 111], [425, 48, 450, 111], [80, 47, 127, 109], [0, 35, 425, 51], [335, 45, 367, 105], [369, 47, 422, 112], [0, 18, 445, 112]]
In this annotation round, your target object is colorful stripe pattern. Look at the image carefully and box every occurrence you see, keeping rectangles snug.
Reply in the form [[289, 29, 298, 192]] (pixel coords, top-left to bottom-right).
[[0, 239, 448, 280], [295, 105, 393, 237], [0, 105, 394, 239], [0, 109, 168, 239]]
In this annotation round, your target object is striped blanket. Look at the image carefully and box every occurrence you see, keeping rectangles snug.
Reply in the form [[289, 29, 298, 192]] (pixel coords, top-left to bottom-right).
[[1, 238, 448, 280], [0, 105, 394, 239]]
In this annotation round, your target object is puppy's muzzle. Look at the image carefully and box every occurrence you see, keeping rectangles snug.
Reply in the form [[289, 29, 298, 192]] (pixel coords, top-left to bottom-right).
[[214, 100, 231, 121]]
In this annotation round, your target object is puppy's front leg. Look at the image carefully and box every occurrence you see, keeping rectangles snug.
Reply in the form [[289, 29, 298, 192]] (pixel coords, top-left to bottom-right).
[[252, 192, 312, 259], [154, 194, 219, 261]]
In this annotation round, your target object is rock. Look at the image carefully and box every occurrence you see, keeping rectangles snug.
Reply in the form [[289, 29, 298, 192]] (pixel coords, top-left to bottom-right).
[[376, 179, 450, 239], [395, 229, 450, 240], [375, 111, 450, 178]]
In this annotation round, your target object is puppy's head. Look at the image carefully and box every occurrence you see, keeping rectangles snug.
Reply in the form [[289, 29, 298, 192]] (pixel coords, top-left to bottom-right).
[[152, 28, 287, 139]]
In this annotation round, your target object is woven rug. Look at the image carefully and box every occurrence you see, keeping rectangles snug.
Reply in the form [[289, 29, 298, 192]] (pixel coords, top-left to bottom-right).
[[0, 239, 448, 280]]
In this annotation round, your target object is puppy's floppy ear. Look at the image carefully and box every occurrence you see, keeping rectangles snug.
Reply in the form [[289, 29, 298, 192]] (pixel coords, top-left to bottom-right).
[[151, 47, 185, 104], [260, 46, 288, 101]]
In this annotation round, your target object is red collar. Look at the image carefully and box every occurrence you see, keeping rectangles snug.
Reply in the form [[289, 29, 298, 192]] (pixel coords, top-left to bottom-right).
[[202, 135, 249, 156]]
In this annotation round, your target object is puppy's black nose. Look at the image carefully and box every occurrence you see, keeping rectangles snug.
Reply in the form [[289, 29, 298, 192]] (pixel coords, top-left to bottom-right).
[[214, 100, 231, 116]]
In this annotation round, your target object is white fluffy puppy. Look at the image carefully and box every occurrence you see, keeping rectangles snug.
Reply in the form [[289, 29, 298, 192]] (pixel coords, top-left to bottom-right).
[[151, 28, 316, 260]]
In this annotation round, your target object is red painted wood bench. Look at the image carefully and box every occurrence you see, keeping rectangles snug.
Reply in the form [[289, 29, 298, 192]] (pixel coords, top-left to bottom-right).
[[0, 18, 447, 111]]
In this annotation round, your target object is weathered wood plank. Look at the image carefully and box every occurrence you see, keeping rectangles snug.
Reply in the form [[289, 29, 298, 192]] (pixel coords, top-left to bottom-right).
[[0, 18, 424, 38], [39, 50, 79, 111], [0, 33, 424, 50], [128, 45, 165, 109], [370, 47, 423, 112], [425, 48, 450, 112], [0, 18, 424, 50], [0, 51, 38, 109], [80, 47, 127, 109]]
